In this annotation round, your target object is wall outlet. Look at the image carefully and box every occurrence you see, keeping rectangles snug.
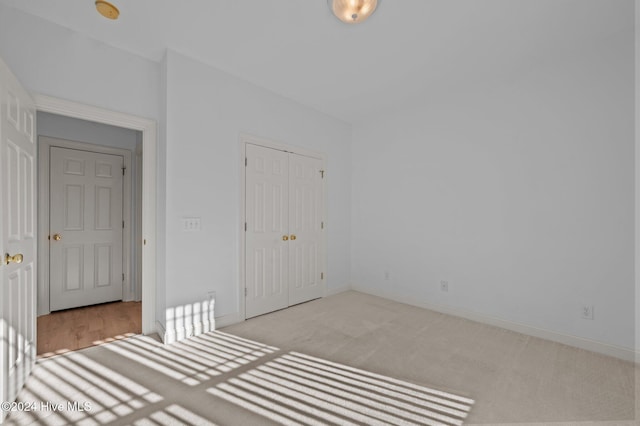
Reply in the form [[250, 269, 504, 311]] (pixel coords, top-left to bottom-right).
[[581, 305, 594, 320], [384, 271, 390, 281], [440, 280, 449, 292]]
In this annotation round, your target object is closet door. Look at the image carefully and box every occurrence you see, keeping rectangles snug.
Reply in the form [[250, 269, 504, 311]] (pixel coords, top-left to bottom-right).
[[245, 144, 289, 319], [245, 143, 325, 319], [288, 153, 324, 305]]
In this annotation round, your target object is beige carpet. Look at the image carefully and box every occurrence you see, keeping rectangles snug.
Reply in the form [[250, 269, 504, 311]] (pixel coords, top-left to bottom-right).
[[4, 291, 637, 425]]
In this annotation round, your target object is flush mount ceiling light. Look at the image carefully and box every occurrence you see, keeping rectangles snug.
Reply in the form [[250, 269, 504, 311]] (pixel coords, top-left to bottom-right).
[[328, 0, 379, 24], [95, 0, 119, 20]]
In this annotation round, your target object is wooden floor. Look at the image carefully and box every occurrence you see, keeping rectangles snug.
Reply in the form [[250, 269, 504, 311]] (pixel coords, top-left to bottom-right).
[[37, 301, 141, 358]]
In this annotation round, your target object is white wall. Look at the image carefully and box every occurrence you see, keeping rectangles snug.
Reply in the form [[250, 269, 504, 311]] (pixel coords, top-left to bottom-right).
[[37, 111, 139, 151], [351, 30, 635, 351], [156, 52, 168, 331], [163, 50, 352, 325], [0, 4, 160, 121]]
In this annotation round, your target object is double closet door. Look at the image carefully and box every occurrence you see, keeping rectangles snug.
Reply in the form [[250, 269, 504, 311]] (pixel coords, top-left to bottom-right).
[[245, 144, 324, 319]]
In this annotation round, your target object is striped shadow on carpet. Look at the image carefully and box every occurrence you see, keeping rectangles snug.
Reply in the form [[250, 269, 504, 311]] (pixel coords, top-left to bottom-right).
[[209, 351, 474, 426]]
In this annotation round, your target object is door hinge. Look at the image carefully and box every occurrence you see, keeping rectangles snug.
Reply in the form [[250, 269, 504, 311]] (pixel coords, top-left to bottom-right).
[[321, 221, 324, 230], [320, 169, 325, 178], [122, 273, 125, 282], [123, 220, 125, 229], [245, 157, 247, 167], [244, 222, 247, 232], [245, 287, 248, 296], [122, 167, 126, 175], [321, 272, 324, 280]]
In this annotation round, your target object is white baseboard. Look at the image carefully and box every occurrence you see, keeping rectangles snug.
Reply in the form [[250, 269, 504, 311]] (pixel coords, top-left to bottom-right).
[[155, 320, 166, 344], [156, 313, 240, 342], [327, 284, 352, 297], [160, 298, 216, 345], [215, 312, 242, 329], [213, 286, 353, 329], [351, 284, 638, 363]]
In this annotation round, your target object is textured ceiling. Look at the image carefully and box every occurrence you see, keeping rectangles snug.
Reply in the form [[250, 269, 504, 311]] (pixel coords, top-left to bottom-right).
[[0, 0, 633, 122]]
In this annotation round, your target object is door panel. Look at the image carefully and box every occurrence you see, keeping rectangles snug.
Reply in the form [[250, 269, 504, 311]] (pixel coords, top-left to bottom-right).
[[245, 144, 289, 319], [288, 153, 323, 305], [49, 147, 124, 311], [0, 57, 37, 419], [62, 245, 83, 291]]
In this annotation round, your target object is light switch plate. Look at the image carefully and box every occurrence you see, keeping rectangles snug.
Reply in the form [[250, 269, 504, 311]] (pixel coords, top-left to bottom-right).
[[182, 217, 201, 231]]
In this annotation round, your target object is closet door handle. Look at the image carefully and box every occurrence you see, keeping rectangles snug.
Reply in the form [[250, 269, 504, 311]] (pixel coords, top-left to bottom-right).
[[282, 235, 289, 241], [290, 235, 297, 241]]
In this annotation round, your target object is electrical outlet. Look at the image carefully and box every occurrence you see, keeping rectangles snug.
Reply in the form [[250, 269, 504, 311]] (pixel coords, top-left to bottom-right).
[[384, 271, 390, 281], [440, 280, 449, 292], [581, 305, 594, 320]]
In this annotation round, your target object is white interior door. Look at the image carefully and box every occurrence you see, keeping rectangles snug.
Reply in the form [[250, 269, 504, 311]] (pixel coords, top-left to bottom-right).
[[0, 57, 37, 419], [49, 147, 124, 311], [288, 153, 324, 305], [245, 143, 324, 319], [245, 144, 289, 318]]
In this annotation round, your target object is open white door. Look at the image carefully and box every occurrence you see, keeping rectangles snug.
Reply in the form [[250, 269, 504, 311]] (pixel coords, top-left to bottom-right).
[[0, 57, 37, 421]]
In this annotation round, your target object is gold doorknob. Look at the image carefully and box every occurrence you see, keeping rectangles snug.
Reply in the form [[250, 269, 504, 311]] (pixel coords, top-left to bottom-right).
[[290, 235, 297, 240], [5, 253, 23, 265], [53, 234, 62, 241], [282, 235, 289, 241]]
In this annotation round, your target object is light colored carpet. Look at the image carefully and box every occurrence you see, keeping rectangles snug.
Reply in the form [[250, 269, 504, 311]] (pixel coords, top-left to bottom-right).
[[4, 290, 637, 425], [224, 291, 637, 425], [5, 332, 473, 425]]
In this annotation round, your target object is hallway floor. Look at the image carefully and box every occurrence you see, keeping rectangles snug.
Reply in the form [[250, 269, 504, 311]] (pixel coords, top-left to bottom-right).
[[37, 301, 141, 357]]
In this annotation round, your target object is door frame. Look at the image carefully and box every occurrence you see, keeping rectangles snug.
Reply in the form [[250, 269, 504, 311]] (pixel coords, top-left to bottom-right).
[[239, 133, 327, 321], [34, 95, 157, 335], [38, 137, 133, 313]]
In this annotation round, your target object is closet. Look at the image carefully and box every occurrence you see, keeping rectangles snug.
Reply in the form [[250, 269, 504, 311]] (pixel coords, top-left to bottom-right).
[[244, 143, 324, 318]]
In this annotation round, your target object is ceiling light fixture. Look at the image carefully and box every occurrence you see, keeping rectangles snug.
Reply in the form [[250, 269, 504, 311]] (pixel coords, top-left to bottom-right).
[[95, 0, 119, 20], [328, 0, 379, 24]]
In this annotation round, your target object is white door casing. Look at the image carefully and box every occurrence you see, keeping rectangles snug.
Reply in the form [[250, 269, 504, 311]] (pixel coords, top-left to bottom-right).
[[244, 141, 325, 319], [245, 144, 289, 318], [0, 57, 37, 419], [49, 147, 124, 311]]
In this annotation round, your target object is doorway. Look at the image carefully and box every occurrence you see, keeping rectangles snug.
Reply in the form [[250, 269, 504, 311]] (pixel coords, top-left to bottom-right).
[[34, 95, 157, 335], [36, 118, 142, 355]]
